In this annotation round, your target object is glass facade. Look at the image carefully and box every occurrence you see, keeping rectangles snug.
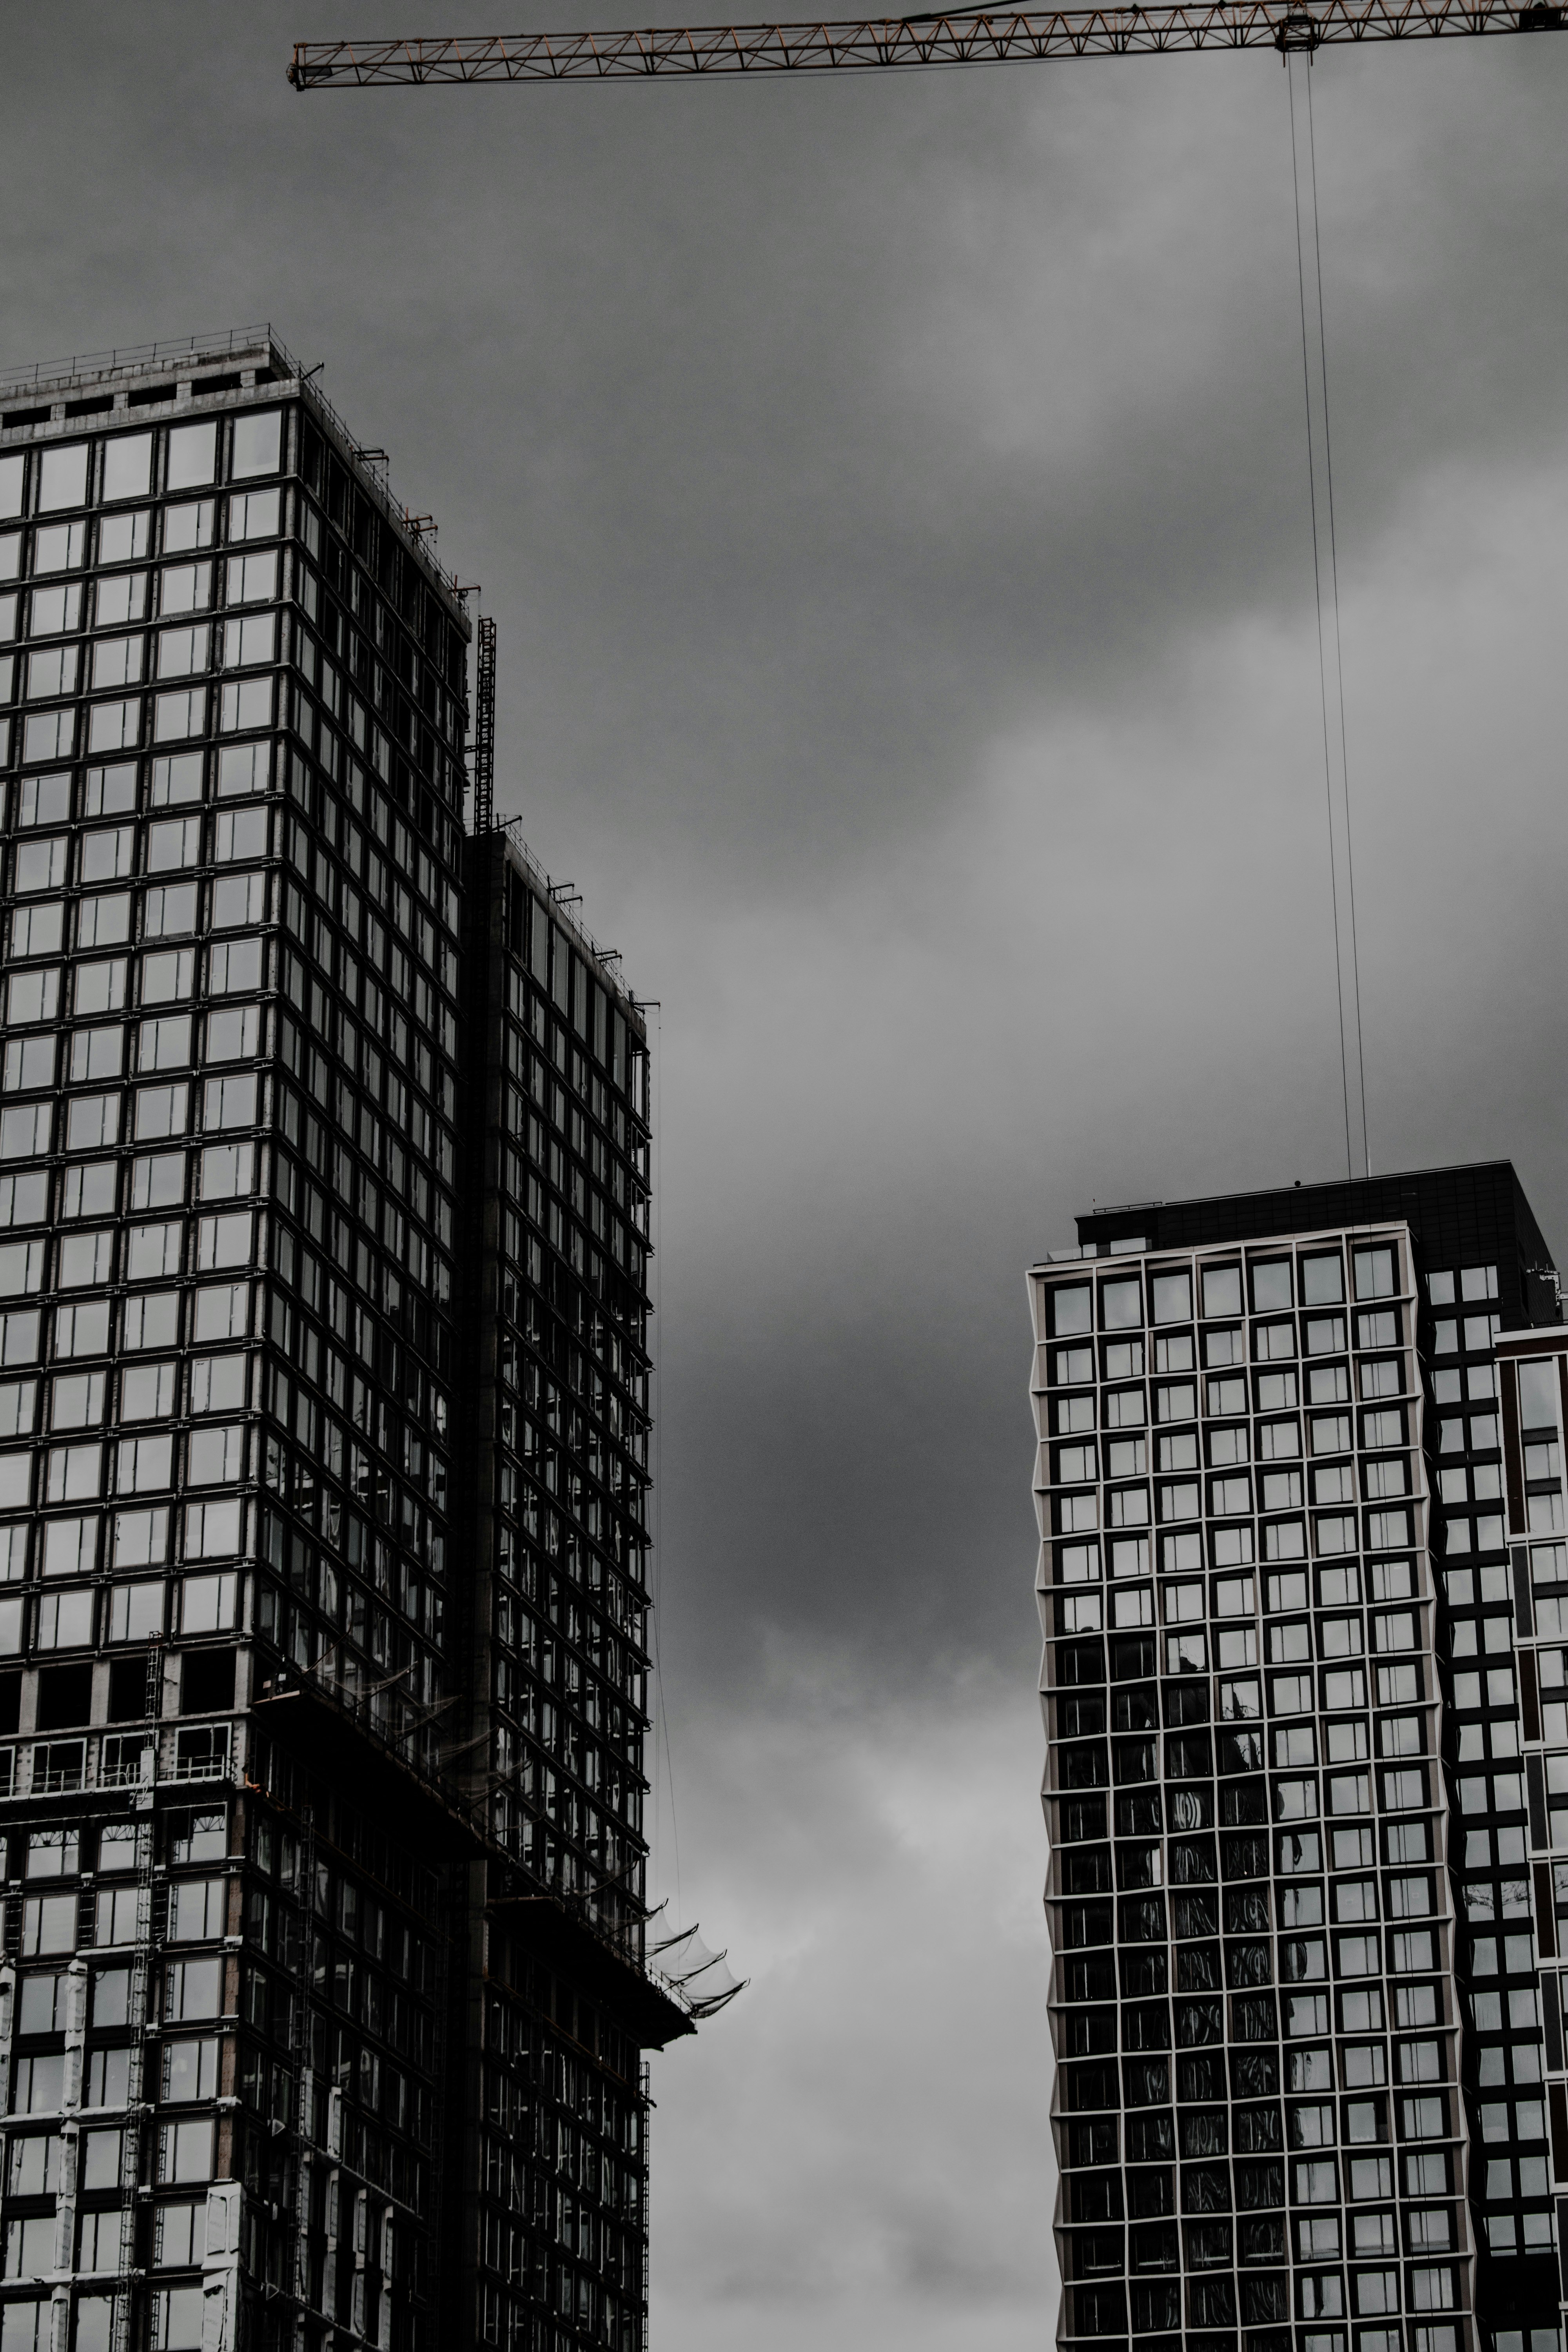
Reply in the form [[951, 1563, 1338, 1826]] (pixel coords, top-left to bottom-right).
[[1033, 1166, 1568, 2352], [0, 332, 691, 2352]]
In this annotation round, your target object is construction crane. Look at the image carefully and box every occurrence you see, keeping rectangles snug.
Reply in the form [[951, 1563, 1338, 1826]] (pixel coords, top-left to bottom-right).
[[287, 0, 1561, 87], [285, 0, 1560, 1190]]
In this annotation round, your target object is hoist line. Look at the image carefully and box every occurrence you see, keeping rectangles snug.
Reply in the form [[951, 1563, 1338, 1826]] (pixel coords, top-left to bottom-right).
[[648, 1004, 683, 1931], [1288, 51, 1367, 1184], [1303, 62, 1370, 1183]]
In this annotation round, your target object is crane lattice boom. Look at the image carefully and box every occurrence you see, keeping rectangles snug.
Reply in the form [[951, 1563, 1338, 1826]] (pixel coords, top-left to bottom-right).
[[288, 0, 1561, 85]]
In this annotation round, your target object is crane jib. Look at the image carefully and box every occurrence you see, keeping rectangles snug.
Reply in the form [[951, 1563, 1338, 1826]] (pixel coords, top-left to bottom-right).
[[287, 0, 1565, 84]]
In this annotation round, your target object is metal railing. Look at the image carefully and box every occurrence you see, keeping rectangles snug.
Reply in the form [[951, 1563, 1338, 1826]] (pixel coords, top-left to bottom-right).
[[0, 324, 273, 398]]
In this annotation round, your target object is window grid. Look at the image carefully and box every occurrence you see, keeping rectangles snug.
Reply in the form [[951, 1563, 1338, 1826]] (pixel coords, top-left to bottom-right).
[[1034, 1229, 1470, 2352]]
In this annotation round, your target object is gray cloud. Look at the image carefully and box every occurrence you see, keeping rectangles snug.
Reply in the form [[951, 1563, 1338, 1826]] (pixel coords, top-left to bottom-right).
[[7, 15, 1568, 2338]]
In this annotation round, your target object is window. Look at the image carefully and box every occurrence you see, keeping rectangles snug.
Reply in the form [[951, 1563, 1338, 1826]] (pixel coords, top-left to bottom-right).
[[208, 938, 262, 996], [221, 612, 274, 667], [204, 1007, 258, 1064], [95, 1885, 138, 1945], [1300, 1254, 1343, 1306], [232, 412, 283, 479], [211, 871, 265, 932], [181, 1573, 238, 1633], [69, 1027, 124, 1086], [0, 1239, 47, 1294], [100, 510, 151, 565], [103, 432, 154, 503], [225, 549, 278, 604], [22, 1893, 78, 1956], [212, 808, 267, 864], [0, 1381, 35, 1437], [192, 1286, 247, 1343], [130, 1154, 184, 1213], [75, 959, 128, 1016], [163, 1957, 222, 2021], [162, 2037, 221, 2102], [1100, 1279, 1142, 1331], [35, 1583, 94, 1650], [199, 1144, 253, 1201], [201, 1075, 256, 1132], [152, 2286, 206, 2352], [94, 571, 148, 630], [143, 950, 196, 1006], [1354, 1247, 1396, 1301], [122, 1362, 178, 1421], [6, 2215, 57, 2281], [5, 969, 61, 1025], [13, 835, 69, 894], [1050, 1285, 1091, 1338], [27, 1828, 78, 1879], [167, 1878, 226, 1942], [122, 1292, 180, 1351], [158, 2117, 215, 2185], [116, 1434, 173, 1494], [138, 1015, 192, 1071], [151, 753, 202, 807], [0, 1026, 54, 1087], [6, 912, 64, 967], [157, 566, 211, 619], [1151, 1271, 1190, 1325], [0, 1105, 51, 1161], [152, 692, 204, 745], [1519, 1360, 1560, 1433], [90, 634, 145, 693], [186, 1425, 244, 1485], [134, 1083, 188, 1140], [6, 2129, 62, 2190], [185, 1499, 241, 1561], [25, 648, 81, 707], [167, 421, 218, 491], [127, 1222, 183, 1282], [38, 442, 89, 513], [30, 525, 86, 576], [47, 1442, 102, 1503], [53, 1301, 110, 1358], [108, 1582, 164, 1642], [200, 1223, 255, 1279], [113, 1508, 169, 1569], [146, 815, 201, 869], [170, 1809, 227, 1866]]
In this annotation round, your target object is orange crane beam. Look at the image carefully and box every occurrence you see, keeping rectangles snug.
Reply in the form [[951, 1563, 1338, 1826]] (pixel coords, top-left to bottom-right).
[[287, 0, 1562, 85]]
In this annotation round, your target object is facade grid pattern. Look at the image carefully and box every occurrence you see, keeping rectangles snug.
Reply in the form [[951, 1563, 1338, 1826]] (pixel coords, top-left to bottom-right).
[[0, 334, 690, 2352], [1039, 1164, 1568, 2352]]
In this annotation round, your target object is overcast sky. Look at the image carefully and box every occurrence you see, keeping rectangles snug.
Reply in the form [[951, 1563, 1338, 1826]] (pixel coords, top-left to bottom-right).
[[8, 9, 1568, 2343]]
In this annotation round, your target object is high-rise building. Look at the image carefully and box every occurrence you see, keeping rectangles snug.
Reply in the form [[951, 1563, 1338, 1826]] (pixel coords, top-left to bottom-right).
[[0, 327, 700, 2352], [1030, 1163, 1568, 2352]]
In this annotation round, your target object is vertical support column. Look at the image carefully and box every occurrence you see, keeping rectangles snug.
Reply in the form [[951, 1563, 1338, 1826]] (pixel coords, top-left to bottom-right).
[[638, 2059, 651, 2352], [293, 1806, 317, 2350], [473, 617, 496, 838]]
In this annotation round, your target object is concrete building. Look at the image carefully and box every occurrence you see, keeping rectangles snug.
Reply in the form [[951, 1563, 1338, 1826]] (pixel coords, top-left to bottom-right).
[[1031, 1165, 1566, 2352], [0, 327, 696, 2352]]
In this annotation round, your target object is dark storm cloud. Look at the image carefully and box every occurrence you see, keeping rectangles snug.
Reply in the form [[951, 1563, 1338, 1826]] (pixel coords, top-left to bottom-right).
[[7, 16, 1568, 2339]]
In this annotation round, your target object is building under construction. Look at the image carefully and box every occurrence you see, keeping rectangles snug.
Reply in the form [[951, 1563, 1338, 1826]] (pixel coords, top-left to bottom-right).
[[0, 327, 716, 2352]]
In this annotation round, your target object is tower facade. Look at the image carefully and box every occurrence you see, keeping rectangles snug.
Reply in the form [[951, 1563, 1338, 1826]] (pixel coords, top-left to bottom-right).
[[0, 329, 690, 2352], [1030, 1165, 1565, 2352]]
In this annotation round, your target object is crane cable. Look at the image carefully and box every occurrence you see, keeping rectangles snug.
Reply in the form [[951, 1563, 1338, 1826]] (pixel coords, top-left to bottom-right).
[[648, 1003, 684, 1932], [1288, 51, 1370, 1184]]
